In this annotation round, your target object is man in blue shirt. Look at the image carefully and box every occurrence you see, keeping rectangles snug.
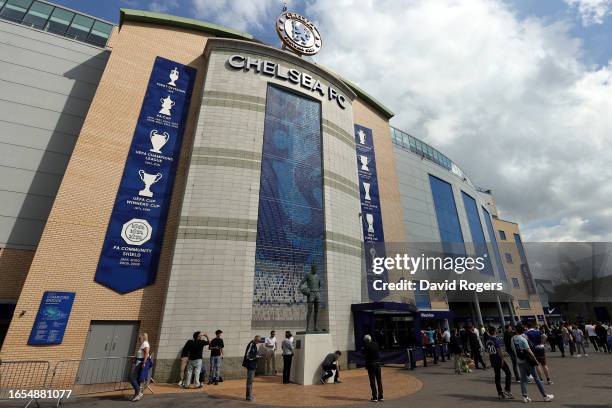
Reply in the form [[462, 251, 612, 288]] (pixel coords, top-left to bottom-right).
[[485, 326, 513, 399]]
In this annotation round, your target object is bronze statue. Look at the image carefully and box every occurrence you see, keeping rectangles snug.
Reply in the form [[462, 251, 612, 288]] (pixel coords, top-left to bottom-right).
[[299, 264, 321, 332]]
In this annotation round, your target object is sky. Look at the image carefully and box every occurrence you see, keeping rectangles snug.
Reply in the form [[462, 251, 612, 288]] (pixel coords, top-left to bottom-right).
[[55, 0, 612, 242]]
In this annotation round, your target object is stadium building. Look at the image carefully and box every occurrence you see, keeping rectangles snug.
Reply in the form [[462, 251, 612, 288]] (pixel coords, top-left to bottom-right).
[[0, 0, 544, 380]]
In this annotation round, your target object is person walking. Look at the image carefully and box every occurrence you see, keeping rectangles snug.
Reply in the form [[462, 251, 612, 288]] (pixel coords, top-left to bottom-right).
[[363, 334, 384, 402], [572, 326, 587, 357], [485, 327, 513, 399], [552, 325, 565, 357], [183, 331, 209, 389], [178, 335, 193, 387], [281, 331, 294, 384], [503, 324, 520, 382], [243, 335, 261, 401], [450, 328, 464, 375], [585, 321, 599, 352], [264, 330, 278, 375], [469, 326, 486, 369], [562, 323, 575, 356], [595, 322, 610, 353], [130, 333, 150, 402], [320, 351, 342, 384], [512, 325, 554, 403], [442, 327, 451, 360], [533, 332, 554, 384], [209, 329, 224, 385]]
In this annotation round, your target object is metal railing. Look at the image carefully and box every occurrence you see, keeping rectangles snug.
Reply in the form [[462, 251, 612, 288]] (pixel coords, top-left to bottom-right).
[[0, 356, 144, 407], [0, 360, 50, 407]]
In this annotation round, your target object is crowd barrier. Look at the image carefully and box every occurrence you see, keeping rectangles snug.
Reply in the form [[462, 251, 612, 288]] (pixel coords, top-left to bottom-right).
[[0, 356, 142, 407]]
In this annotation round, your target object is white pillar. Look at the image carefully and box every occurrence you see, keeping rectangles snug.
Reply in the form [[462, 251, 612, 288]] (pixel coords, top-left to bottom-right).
[[473, 292, 484, 327], [495, 294, 506, 326]]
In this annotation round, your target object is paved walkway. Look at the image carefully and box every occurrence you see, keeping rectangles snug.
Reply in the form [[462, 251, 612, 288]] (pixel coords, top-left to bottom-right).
[[2, 351, 610, 407]]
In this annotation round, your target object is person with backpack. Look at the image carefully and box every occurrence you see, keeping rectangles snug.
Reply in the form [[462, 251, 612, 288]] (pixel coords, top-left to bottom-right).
[[243, 335, 261, 401], [512, 325, 554, 403], [503, 324, 520, 382], [485, 327, 513, 399]]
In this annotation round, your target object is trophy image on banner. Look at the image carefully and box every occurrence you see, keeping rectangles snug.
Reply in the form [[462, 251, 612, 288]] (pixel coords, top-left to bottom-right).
[[138, 170, 162, 197], [358, 129, 366, 145], [159, 95, 175, 116], [363, 182, 371, 201], [360, 155, 370, 172], [149, 129, 170, 153], [366, 213, 375, 234], [168, 67, 179, 87]]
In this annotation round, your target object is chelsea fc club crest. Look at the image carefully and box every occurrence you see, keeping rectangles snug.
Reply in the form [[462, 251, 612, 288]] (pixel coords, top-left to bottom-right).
[[276, 11, 322, 56]]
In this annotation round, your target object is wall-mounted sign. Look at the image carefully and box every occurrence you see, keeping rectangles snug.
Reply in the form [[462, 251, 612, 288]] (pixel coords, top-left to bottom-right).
[[94, 57, 196, 294], [276, 11, 322, 56], [227, 55, 346, 109], [28, 291, 75, 345], [355, 124, 388, 301]]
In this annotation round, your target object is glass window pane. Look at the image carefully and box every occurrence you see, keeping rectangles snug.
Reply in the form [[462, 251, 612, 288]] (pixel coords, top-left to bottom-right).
[[22, 1, 52, 29], [0, 0, 33, 22], [45, 7, 73, 35], [86, 20, 112, 46], [66, 13, 93, 41], [0, 1, 6, 11]]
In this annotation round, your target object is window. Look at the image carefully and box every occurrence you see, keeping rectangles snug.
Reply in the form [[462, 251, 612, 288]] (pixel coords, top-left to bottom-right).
[[429, 175, 465, 256], [498, 230, 506, 240], [514, 233, 536, 294], [504, 253, 513, 263], [482, 206, 507, 281], [512, 277, 520, 288], [518, 300, 531, 309], [0, 0, 32, 22], [86, 20, 113, 47], [22, 1, 52, 29], [461, 191, 493, 275], [45, 7, 73, 35], [66, 13, 93, 41]]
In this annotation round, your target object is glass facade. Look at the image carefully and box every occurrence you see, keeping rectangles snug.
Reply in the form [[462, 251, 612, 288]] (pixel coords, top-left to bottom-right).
[[415, 283, 431, 309], [461, 192, 493, 275], [482, 207, 507, 282], [0, 0, 113, 47], [429, 175, 466, 256], [391, 126, 475, 188], [514, 233, 537, 294], [252, 85, 325, 324]]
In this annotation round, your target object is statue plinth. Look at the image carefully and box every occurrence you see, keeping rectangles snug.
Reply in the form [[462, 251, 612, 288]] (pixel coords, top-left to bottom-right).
[[290, 332, 333, 385]]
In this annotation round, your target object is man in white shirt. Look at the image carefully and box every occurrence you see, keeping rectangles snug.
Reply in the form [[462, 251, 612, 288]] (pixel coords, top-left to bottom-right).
[[264, 330, 278, 375], [585, 322, 599, 352]]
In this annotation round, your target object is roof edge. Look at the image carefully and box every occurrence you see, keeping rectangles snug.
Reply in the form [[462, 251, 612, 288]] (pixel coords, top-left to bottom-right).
[[119, 9, 258, 42], [340, 77, 394, 119]]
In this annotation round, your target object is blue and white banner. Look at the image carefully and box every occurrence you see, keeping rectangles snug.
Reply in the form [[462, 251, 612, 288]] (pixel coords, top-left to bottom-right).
[[94, 57, 196, 294], [354, 124, 388, 300], [28, 291, 75, 345]]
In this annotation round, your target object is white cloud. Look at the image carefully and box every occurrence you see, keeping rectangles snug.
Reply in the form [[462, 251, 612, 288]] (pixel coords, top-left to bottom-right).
[[149, 0, 179, 13], [305, 0, 612, 242], [191, 0, 280, 32], [565, 0, 612, 26]]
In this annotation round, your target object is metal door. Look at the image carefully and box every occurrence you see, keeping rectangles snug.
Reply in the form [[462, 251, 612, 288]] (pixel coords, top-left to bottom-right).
[[77, 321, 138, 384]]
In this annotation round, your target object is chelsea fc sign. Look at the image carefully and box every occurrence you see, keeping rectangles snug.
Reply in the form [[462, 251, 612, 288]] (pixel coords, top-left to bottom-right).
[[276, 12, 322, 56]]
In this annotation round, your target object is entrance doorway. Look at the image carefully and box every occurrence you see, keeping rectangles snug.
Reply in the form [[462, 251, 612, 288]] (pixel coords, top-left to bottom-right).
[[77, 321, 139, 384]]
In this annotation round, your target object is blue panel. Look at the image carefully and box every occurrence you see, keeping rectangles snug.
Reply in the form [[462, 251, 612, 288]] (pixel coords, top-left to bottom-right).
[[94, 57, 196, 294], [461, 192, 493, 275], [28, 291, 75, 345], [355, 124, 388, 301], [415, 283, 431, 309], [253, 86, 325, 322], [429, 175, 465, 256], [482, 207, 507, 282], [514, 233, 536, 294]]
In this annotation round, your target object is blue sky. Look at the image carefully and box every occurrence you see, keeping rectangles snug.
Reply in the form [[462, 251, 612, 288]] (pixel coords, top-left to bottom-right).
[[48, 0, 612, 242]]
